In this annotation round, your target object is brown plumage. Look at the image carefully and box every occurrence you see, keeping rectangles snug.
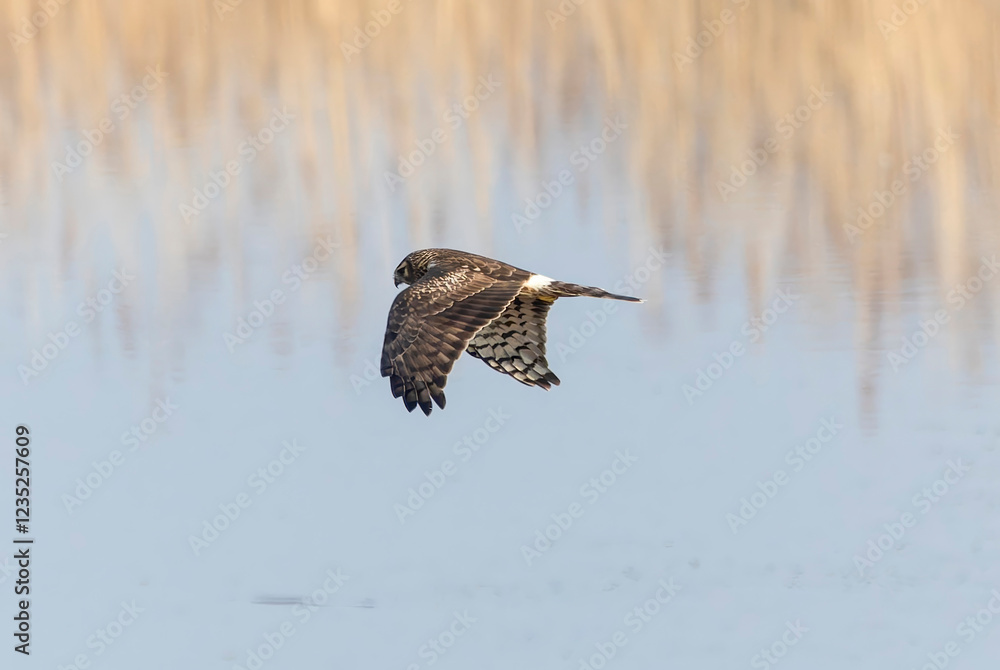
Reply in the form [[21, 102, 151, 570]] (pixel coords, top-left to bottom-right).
[[380, 249, 643, 415]]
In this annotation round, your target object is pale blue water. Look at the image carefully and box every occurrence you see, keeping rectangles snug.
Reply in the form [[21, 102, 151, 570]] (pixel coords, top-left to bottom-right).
[[3, 30, 1000, 670]]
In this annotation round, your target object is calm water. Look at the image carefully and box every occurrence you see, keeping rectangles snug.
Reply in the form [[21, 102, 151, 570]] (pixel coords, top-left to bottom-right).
[[2, 1, 1000, 668]]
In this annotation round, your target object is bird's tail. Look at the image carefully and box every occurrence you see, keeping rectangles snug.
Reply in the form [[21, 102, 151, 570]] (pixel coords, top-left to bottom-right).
[[548, 281, 645, 303]]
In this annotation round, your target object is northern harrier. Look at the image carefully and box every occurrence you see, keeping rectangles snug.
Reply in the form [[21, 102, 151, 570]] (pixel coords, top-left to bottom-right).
[[381, 249, 643, 415]]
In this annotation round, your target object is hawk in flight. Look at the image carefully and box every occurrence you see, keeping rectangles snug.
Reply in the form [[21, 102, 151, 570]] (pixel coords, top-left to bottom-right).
[[381, 249, 643, 415]]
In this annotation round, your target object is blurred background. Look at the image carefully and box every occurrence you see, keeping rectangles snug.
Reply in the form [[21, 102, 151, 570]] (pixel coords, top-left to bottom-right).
[[3, 0, 999, 422], [2, 1, 1000, 668]]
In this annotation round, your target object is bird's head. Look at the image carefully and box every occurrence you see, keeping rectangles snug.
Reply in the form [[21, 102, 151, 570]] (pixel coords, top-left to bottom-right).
[[393, 250, 434, 287]]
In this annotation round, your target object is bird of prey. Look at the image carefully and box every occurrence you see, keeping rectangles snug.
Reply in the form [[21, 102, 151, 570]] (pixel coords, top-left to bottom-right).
[[381, 248, 643, 415]]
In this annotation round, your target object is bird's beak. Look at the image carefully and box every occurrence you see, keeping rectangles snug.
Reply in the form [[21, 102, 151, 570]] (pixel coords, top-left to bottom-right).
[[394, 276, 402, 288]]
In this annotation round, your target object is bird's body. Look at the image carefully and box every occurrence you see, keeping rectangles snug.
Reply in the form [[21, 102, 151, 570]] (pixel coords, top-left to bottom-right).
[[381, 248, 643, 415]]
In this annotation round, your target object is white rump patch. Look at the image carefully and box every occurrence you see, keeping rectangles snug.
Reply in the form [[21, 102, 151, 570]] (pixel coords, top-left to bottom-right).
[[525, 274, 554, 289]]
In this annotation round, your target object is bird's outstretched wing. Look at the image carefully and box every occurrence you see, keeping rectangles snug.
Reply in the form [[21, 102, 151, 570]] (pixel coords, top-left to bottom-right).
[[381, 266, 523, 415], [466, 295, 561, 389]]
